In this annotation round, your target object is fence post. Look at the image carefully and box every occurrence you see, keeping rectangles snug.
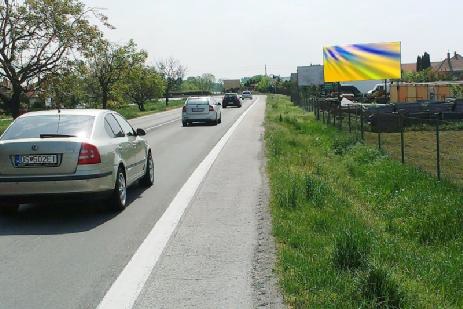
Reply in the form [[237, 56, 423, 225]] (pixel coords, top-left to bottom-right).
[[348, 105, 352, 133], [333, 108, 336, 127], [378, 133, 382, 150], [436, 119, 441, 181], [360, 106, 364, 140], [400, 129, 405, 164]]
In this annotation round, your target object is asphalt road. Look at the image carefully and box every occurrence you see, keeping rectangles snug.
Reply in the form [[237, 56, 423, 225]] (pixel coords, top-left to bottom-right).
[[0, 96, 278, 309]]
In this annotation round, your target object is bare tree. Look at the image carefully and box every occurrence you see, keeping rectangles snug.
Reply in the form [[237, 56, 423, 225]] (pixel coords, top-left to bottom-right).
[[0, 0, 109, 118], [157, 58, 186, 105]]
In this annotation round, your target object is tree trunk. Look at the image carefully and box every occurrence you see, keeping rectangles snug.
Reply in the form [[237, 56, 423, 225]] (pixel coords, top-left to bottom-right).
[[102, 91, 108, 109], [9, 86, 22, 119], [165, 85, 170, 106], [137, 102, 145, 111]]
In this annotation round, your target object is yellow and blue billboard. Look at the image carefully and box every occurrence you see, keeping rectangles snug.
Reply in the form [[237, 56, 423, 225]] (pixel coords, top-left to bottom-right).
[[323, 42, 402, 83]]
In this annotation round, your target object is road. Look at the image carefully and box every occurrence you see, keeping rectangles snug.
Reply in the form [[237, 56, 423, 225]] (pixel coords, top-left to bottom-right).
[[0, 96, 282, 308]]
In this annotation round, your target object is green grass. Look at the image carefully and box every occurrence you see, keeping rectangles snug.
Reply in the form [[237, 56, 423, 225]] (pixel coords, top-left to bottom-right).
[[266, 95, 463, 308], [0, 118, 12, 135], [115, 99, 185, 119]]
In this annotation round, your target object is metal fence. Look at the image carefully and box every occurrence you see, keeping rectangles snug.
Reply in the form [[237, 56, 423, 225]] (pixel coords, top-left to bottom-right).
[[293, 93, 463, 185]]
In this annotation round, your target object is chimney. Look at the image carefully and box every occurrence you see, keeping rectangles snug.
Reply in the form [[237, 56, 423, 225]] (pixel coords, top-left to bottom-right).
[[448, 52, 451, 61], [455, 51, 458, 58]]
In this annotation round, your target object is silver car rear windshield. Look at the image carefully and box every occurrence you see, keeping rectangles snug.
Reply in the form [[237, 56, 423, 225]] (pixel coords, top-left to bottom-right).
[[187, 99, 209, 105], [1, 115, 95, 140]]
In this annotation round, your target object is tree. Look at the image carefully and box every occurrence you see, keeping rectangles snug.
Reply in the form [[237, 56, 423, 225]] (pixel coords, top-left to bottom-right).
[[417, 52, 431, 72], [422, 52, 431, 70], [42, 62, 88, 108], [86, 40, 147, 109], [124, 66, 165, 111], [157, 58, 185, 105], [181, 73, 216, 93], [416, 56, 423, 72], [256, 76, 272, 93], [0, 0, 108, 118]]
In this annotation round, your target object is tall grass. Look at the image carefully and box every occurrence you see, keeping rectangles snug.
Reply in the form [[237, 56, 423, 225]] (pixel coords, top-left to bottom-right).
[[266, 95, 463, 307]]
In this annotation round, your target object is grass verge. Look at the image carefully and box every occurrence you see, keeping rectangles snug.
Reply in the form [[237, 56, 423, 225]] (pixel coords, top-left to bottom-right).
[[266, 95, 463, 308], [0, 99, 185, 135], [115, 99, 185, 119]]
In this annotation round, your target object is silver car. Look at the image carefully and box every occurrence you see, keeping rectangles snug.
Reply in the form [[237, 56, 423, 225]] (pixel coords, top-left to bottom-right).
[[0, 109, 154, 213], [182, 97, 222, 127], [241, 91, 253, 100]]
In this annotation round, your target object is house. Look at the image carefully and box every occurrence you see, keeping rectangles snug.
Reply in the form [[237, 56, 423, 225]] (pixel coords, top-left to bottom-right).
[[434, 52, 463, 75], [401, 52, 463, 77]]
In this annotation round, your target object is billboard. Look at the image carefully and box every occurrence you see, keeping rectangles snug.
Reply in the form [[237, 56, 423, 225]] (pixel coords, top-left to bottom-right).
[[297, 65, 324, 86], [323, 42, 401, 83], [223, 79, 241, 90]]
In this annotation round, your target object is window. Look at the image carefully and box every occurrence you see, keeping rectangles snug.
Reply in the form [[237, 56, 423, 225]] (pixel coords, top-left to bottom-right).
[[105, 114, 124, 138], [113, 113, 135, 136], [1, 115, 95, 140], [187, 99, 209, 105]]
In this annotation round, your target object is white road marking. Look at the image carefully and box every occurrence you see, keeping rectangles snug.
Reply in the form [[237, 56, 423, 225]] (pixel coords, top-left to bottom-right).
[[144, 118, 180, 132], [97, 97, 260, 309]]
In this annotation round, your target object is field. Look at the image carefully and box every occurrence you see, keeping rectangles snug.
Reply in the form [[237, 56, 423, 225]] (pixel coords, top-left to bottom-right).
[[0, 99, 185, 135], [364, 130, 463, 185], [266, 95, 463, 308]]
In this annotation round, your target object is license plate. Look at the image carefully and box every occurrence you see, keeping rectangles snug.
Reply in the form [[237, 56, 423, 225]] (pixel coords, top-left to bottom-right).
[[14, 154, 59, 167], [191, 108, 204, 112]]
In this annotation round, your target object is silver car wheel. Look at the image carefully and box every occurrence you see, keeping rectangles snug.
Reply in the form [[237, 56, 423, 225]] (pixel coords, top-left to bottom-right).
[[118, 172, 127, 206], [149, 156, 154, 183]]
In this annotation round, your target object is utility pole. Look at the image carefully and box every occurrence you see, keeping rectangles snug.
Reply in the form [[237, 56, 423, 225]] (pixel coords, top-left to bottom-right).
[[265, 65, 267, 76]]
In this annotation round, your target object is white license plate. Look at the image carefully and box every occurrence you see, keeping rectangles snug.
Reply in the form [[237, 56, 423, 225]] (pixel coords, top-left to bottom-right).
[[14, 154, 59, 167], [192, 108, 204, 112]]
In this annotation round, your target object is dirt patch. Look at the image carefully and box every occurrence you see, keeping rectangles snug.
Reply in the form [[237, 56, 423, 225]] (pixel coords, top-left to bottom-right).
[[251, 126, 285, 308]]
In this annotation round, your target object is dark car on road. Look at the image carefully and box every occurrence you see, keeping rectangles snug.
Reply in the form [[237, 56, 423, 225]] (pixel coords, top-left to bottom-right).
[[222, 93, 242, 108]]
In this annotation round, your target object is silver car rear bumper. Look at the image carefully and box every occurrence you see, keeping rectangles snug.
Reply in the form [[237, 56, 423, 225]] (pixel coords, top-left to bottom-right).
[[182, 112, 216, 122], [0, 172, 114, 198]]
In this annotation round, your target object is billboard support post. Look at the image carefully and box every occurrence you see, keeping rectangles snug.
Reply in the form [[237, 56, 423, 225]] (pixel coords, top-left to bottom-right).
[[385, 79, 388, 103]]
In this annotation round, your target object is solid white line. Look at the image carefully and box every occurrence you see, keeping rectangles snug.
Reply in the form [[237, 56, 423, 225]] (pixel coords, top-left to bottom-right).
[[97, 97, 261, 309]]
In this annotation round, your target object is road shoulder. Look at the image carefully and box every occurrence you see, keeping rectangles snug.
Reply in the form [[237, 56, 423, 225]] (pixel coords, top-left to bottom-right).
[[134, 97, 284, 308]]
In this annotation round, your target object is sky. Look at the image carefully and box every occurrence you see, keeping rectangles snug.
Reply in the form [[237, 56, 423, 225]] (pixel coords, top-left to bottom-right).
[[83, 0, 462, 79]]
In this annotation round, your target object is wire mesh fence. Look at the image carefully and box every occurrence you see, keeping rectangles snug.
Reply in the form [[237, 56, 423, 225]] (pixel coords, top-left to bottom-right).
[[292, 94, 463, 185]]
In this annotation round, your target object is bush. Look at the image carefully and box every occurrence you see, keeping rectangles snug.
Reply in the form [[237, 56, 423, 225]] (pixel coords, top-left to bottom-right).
[[360, 267, 405, 308], [333, 228, 371, 271], [332, 135, 357, 156]]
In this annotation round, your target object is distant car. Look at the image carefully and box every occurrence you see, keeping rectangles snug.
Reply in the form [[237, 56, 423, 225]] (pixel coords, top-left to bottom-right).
[[182, 97, 222, 126], [0, 109, 154, 213], [241, 91, 253, 100], [341, 93, 355, 101], [222, 93, 242, 108]]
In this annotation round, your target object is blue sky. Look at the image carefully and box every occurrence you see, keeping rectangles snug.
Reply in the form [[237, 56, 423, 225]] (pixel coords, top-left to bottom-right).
[[83, 0, 462, 79]]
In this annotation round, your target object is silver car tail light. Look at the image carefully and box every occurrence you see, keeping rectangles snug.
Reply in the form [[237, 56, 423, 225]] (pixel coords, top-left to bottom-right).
[[78, 143, 101, 165]]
